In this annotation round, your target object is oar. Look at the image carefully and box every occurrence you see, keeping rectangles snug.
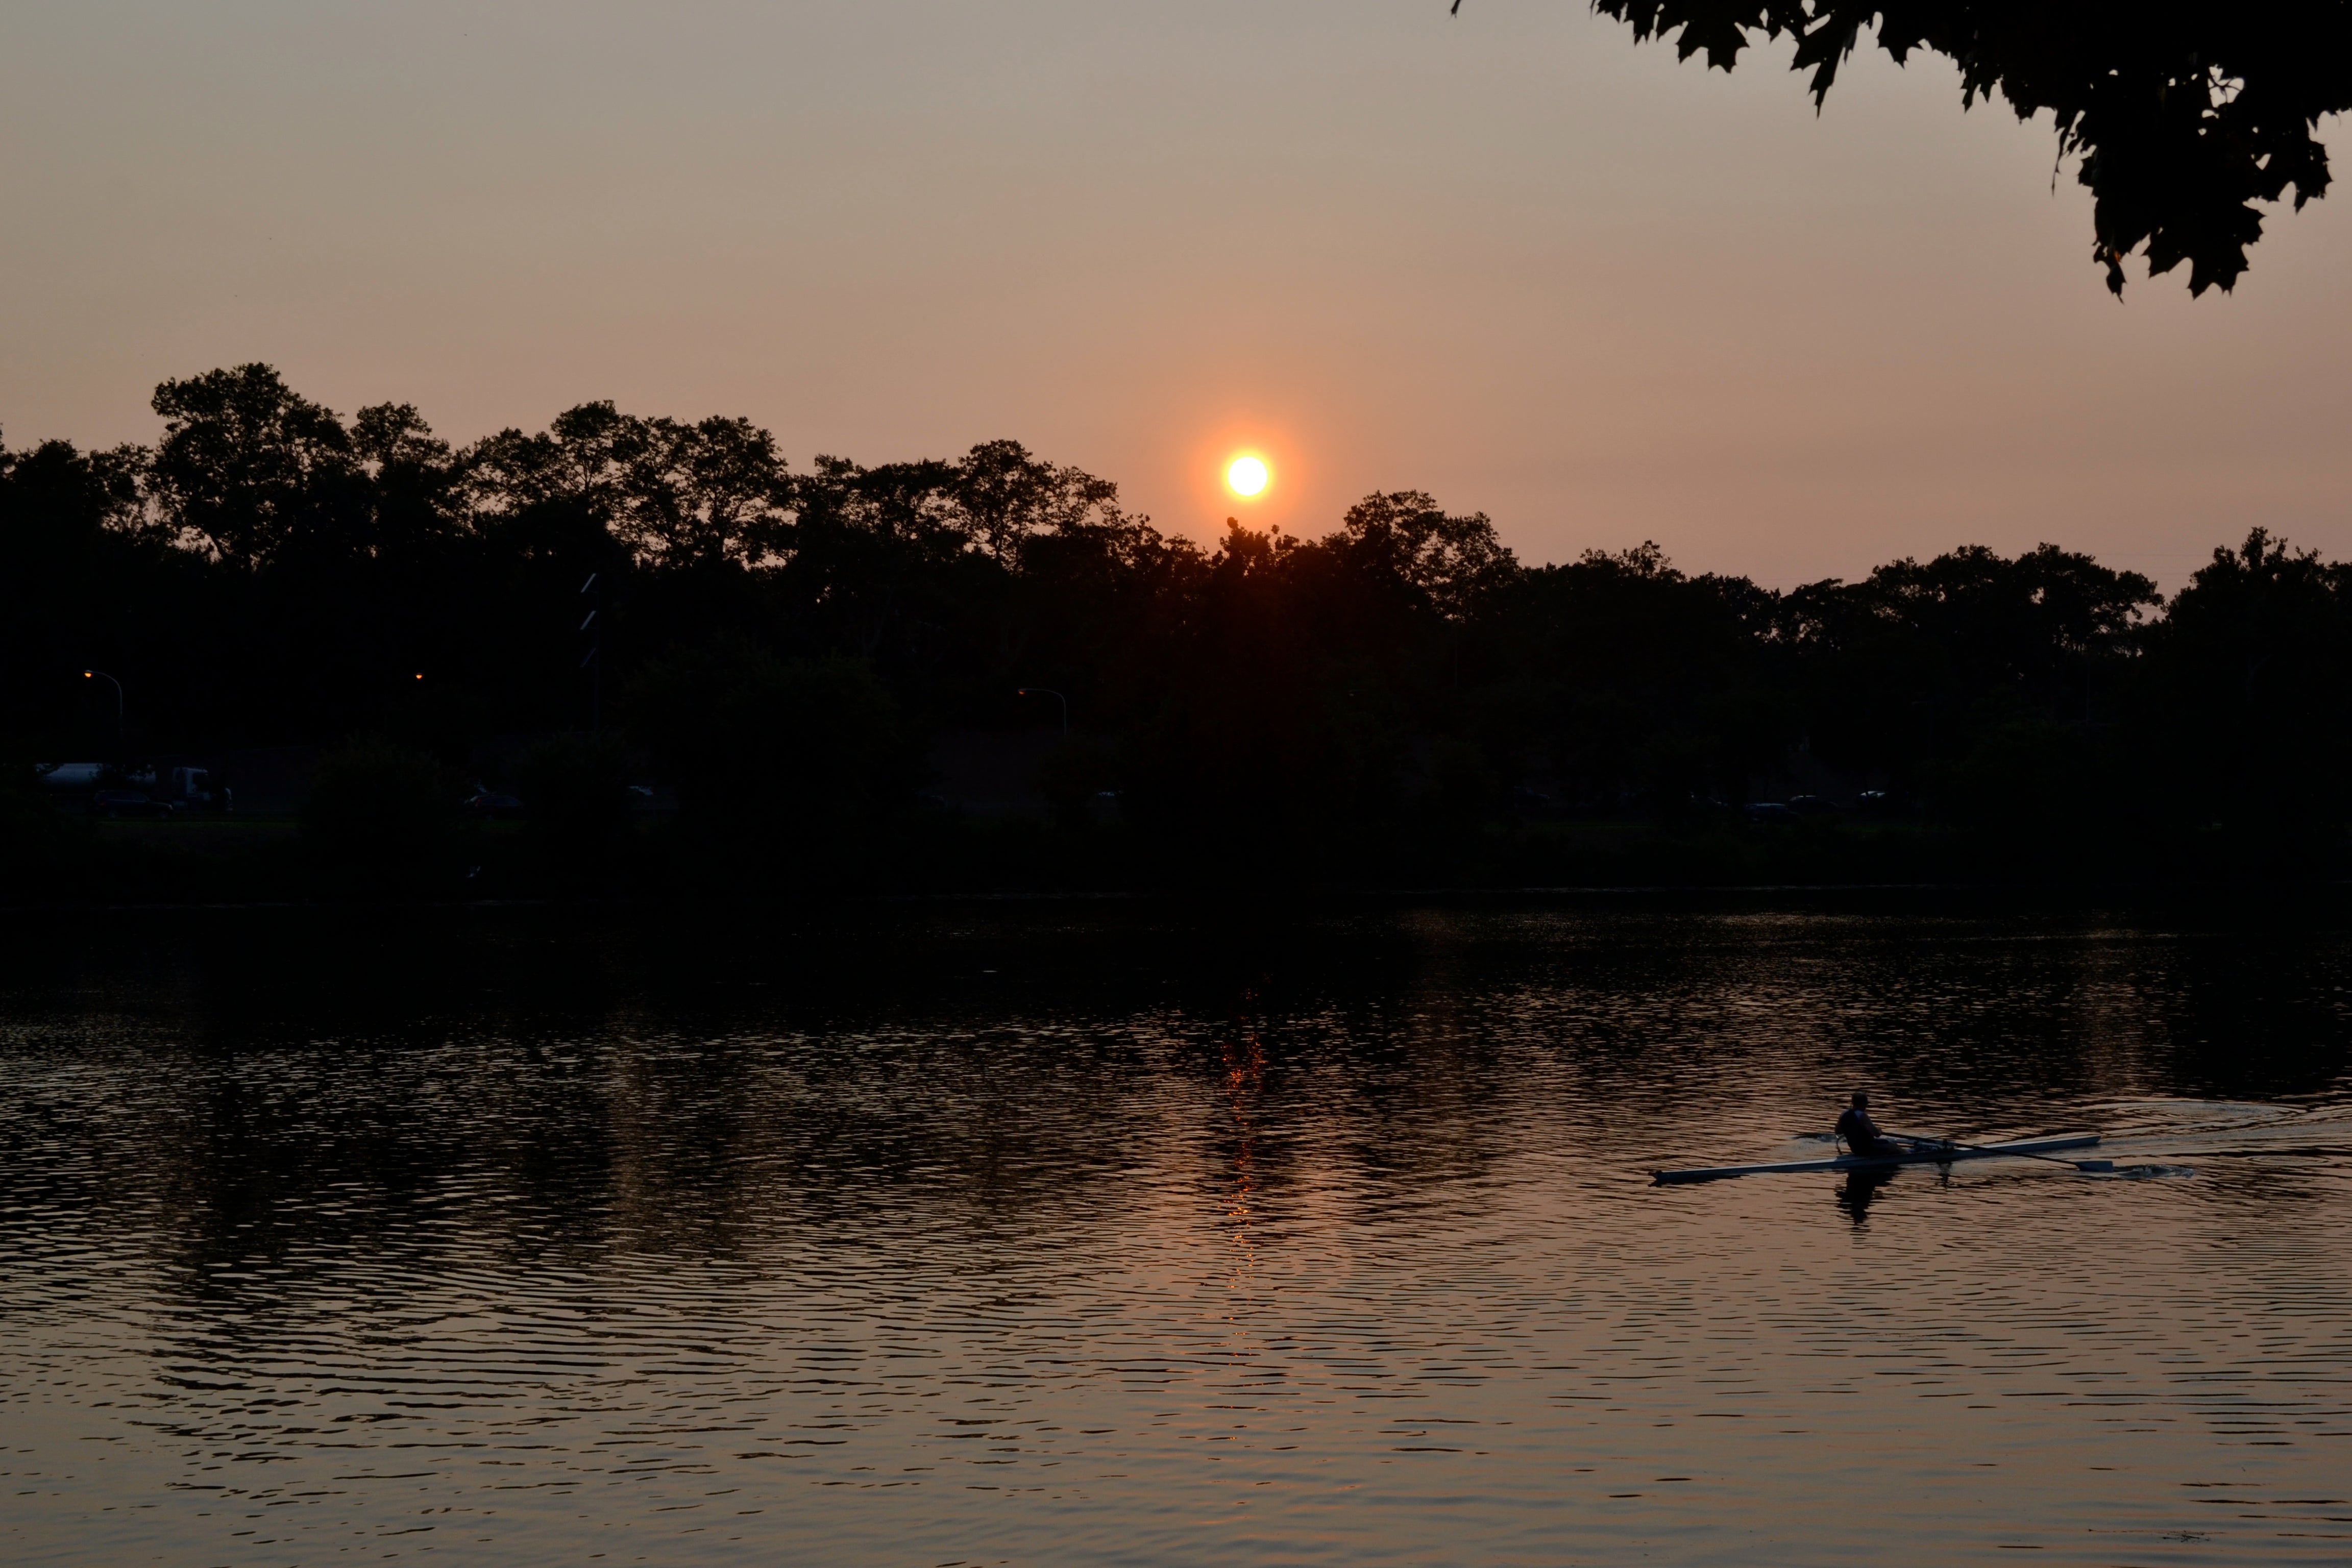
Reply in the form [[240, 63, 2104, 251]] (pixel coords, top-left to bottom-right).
[[1885, 1130, 2113, 1174]]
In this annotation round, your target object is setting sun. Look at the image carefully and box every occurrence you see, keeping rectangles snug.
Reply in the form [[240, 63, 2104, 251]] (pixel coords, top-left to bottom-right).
[[1225, 455, 1268, 498]]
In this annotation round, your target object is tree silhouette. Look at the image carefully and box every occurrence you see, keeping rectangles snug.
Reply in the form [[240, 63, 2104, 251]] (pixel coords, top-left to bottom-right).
[[2134, 529, 2352, 857], [150, 364, 363, 565], [1577, 1, 2350, 294], [12, 363, 2352, 889]]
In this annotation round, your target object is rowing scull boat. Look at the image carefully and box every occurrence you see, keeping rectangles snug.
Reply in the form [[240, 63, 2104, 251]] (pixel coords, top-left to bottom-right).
[[1651, 1134, 2100, 1186]]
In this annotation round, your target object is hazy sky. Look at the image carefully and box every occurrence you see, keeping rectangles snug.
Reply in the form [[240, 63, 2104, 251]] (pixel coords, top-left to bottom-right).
[[4, 1, 2346, 587]]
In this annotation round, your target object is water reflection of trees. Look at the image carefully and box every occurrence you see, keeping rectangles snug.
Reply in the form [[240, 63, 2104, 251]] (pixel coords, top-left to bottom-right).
[[6, 900, 2346, 1333]]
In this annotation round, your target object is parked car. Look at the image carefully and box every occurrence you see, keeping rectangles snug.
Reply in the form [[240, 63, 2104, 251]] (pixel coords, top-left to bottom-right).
[[88, 789, 177, 820], [1742, 801, 1801, 823], [462, 788, 525, 820], [1786, 794, 1844, 817]]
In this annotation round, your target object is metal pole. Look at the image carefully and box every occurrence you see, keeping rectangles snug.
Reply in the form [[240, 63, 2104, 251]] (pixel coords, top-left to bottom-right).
[[83, 670, 123, 750], [580, 574, 601, 735], [1017, 687, 1068, 739]]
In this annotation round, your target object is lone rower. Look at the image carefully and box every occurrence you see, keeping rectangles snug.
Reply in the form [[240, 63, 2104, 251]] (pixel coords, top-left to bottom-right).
[[1835, 1092, 1900, 1158]]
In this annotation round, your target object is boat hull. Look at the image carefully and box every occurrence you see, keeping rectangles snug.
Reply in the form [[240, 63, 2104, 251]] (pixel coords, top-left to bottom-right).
[[1651, 1134, 2101, 1186]]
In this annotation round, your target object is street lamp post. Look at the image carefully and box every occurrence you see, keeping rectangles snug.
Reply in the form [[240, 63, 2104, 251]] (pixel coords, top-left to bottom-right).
[[1016, 688, 1068, 740], [82, 670, 124, 751], [580, 573, 602, 735]]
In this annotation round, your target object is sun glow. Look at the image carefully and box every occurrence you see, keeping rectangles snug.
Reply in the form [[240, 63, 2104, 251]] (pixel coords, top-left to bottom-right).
[[1225, 455, 1268, 498]]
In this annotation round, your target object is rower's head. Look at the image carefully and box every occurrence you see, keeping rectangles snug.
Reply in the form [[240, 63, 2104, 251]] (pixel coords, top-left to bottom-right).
[[1851, 1091, 1869, 1109]]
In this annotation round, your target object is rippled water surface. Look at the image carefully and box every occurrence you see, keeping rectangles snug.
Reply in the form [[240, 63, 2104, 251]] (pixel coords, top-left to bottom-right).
[[4, 900, 2350, 1566]]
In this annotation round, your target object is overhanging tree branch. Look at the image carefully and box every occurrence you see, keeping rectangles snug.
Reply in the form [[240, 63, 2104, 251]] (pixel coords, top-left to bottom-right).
[[1530, 2, 2350, 295]]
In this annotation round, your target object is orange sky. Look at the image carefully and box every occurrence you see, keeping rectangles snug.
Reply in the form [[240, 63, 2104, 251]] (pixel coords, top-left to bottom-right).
[[2, 1, 2346, 589]]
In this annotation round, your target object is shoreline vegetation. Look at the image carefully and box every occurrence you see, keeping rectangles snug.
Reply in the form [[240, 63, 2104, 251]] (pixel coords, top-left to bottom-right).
[[8, 364, 2352, 904], [9, 816, 2350, 910], [9, 795, 2346, 911]]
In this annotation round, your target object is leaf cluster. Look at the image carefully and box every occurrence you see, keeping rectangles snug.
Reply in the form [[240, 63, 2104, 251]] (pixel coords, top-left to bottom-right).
[[1589, 0, 2352, 293]]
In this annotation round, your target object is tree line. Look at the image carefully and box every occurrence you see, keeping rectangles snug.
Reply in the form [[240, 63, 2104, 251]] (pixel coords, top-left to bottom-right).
[[5, 362, 2349, 888]]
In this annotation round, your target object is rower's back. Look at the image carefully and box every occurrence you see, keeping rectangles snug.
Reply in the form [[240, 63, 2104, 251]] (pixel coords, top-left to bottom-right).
[[1835, 1093, 1890, 1156]]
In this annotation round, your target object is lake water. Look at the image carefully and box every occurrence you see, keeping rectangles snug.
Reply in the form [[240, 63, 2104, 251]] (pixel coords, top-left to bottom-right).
[[3, 899, 2349, 1566]]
